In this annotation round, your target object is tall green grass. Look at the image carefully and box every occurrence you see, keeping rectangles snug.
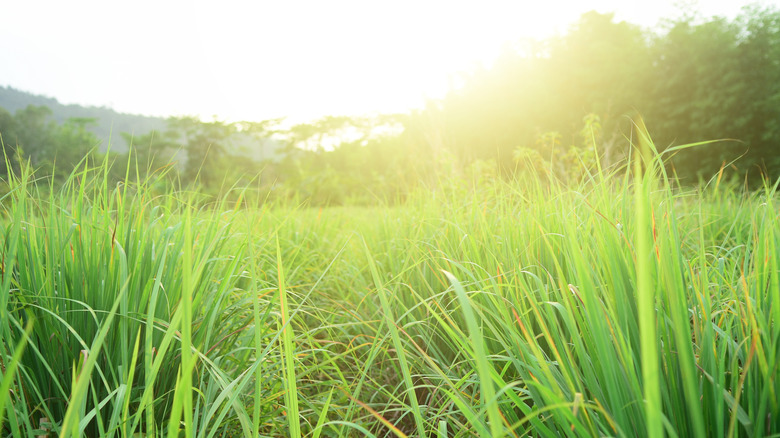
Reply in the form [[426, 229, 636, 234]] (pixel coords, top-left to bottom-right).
[[1, 131, 778, 437]]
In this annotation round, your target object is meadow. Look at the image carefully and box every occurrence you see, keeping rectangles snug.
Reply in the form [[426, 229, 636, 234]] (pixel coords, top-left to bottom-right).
[[1, 130, 779, 437]]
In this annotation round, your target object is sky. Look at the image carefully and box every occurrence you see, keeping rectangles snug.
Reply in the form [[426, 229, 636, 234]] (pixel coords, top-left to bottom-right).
[[0, 0, 772, 123]]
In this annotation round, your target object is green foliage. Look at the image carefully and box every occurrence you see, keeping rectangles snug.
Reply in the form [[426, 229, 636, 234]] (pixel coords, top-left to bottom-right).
[[2, 129, 779, 436], [1, 162, 282, 436], [429, 7, 780, 182], [0, 105, 101, 183], [0, 85, 168, 151]]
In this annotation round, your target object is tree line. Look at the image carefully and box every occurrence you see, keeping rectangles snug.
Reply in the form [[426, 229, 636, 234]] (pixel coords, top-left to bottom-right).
[[435, 5, 780, 180], [1, 6, 779, 203]]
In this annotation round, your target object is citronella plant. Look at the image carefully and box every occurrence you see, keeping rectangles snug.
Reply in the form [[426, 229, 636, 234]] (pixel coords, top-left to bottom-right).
[[1, 124, 778, 437]]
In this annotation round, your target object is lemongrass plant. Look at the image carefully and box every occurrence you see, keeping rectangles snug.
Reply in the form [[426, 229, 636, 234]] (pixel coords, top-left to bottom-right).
[[1, 128, 778, 437]]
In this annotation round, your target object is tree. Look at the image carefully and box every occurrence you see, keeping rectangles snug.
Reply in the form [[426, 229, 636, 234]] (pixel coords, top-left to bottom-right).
[[432, 11, 650, 171], [120, 129, 181, 180], [12, 105, 57, 166], [641, 6, 780, 180], [0, 107, 18, 176], [735, 5, 780, 175], [53, 117, 100, 169], [170, 117, 233, 187]]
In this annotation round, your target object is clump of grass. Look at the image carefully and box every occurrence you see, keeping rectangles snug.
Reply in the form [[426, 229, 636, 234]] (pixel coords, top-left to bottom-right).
[[1, 127, 778, 437], [0, 157, 284, 436]]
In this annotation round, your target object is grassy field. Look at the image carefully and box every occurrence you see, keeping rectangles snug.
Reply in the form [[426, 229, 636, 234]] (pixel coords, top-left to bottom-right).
[[1, 138, 779, 437]]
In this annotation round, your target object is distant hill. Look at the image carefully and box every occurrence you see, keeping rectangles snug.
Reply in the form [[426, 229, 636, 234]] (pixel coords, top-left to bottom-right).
[[0, 86, 168, 153], [0, 86, 281, 161]]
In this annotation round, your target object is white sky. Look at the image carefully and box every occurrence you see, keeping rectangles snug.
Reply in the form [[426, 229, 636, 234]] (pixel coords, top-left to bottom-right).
[[0, 0, 771, 123]]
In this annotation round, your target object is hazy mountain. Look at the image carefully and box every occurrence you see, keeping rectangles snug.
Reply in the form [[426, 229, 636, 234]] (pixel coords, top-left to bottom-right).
[[0, 86, 168, 153], [0, 86, 281, 161]]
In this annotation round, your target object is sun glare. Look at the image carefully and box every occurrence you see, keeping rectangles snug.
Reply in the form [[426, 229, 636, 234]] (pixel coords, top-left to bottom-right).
[[0, 0, 760, 122], [186, 0, 590, 122]]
